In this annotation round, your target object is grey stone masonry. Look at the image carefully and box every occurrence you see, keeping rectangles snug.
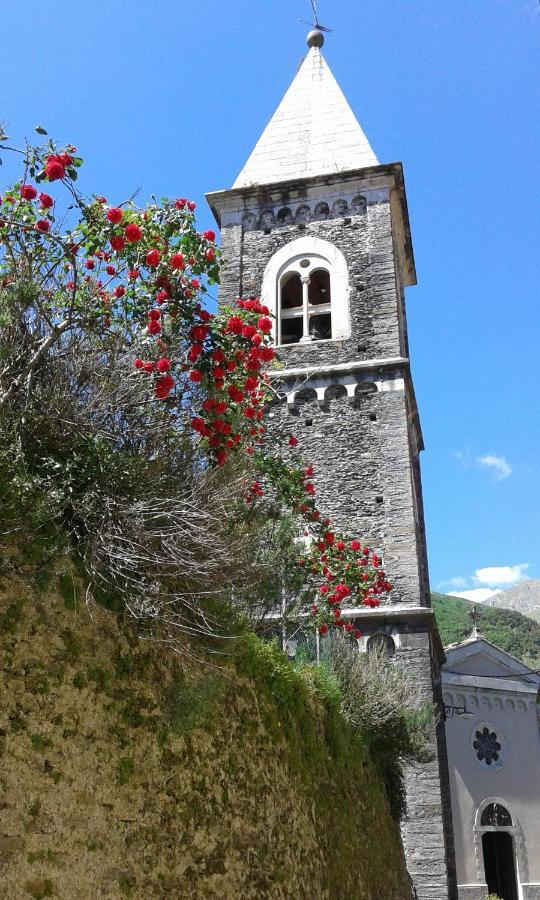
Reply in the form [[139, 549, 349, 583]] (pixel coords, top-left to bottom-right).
[[207, 163, 457, 900]]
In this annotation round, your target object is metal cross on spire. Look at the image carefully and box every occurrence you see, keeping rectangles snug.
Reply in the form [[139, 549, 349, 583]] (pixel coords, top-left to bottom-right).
[[301, 0, 333, 33]]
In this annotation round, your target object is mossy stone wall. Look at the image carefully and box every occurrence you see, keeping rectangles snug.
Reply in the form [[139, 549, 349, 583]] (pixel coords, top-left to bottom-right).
[[0, 570, 411, 899]]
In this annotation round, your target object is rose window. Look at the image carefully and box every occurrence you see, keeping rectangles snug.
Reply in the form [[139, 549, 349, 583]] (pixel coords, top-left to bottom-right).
[[473, 727, 501, 766]]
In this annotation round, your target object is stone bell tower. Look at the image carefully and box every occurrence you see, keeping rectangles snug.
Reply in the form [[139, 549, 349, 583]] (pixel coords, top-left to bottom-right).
[[207, 29, 457, 900]]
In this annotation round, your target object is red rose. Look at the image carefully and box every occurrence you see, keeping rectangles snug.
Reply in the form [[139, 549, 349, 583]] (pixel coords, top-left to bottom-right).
[[350, 540, 360, 551], [148, 309, 161, 321], [189, 370, 203, 383], [156, 358, 171, 373], [110, 235, 125, 251], [124, 223, 142, 242], [155, 374, 174, 399], [242, 324, 256, 340], [114, 285, 125, 298], [216, 449, 227, 466], [35, 219, 50, 233], [188, 344, 203, 362], [320, 624, 328, 636], [354, 630, 363, 639], [170, 252, 185, 270], [203, 230, 215, 242], [260, 346, 275, 362], [143, 362, 154, 373], [58, 153, 73, 167], [288, 435, 298, 447], [128, 269, 140, 279], [146, 249, 160, 267], [206, 248, 215, 262], [147, 320, 161, 335], [107, 207, 123, 224], [134, 358, 144, 369], [226, 316, 243, 334], [106, 265, 116, 275], [257, 316, 272, 333], [187, 201, 196, 212], [20, 184, 37, 200], [85, 259, 95, 270], [39, 193, 53, 209], [174, 198, 187, 209], [44, 156, 65, 181], [191, 416, 205, 432]]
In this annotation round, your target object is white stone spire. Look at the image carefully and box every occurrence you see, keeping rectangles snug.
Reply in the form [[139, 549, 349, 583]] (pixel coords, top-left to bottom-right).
[[233, 34, 379, 189]]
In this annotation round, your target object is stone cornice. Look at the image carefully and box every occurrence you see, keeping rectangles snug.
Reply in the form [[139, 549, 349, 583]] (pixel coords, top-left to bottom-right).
[[266, 355, 409, 381], [206, 162, 416, 288]]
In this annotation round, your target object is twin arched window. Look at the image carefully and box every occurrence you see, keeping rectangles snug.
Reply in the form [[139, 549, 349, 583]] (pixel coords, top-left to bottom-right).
[[261, 237, 350, 346], [279, 258, 332, 345]]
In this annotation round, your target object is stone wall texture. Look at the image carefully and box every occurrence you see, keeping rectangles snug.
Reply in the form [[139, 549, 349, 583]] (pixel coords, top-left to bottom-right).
[[0, 569, 412, 900], [217, 190, 458, 900]]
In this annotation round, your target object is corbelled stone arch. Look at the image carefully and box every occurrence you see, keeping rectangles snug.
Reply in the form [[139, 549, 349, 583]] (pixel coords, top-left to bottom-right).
[[261, 236, 351, 345]]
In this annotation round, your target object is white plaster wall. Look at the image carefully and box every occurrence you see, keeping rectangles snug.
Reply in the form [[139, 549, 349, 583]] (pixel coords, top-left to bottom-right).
[[443, 682, 540, 894]]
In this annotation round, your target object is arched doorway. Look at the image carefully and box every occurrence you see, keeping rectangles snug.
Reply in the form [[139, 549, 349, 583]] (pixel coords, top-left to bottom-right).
[[479, 803, 519, 900]]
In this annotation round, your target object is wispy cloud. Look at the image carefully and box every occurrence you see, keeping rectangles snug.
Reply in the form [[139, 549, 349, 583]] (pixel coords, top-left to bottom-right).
[[474, 564, 529, 587], [476, 454, 512, 480], [450, 588, 501, 603]]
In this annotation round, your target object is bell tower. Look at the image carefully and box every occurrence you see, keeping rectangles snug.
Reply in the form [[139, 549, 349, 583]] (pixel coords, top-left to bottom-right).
[[207, 29, 457, 900]]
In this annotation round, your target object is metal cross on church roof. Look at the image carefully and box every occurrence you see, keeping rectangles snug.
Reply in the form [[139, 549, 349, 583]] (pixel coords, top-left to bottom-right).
[[468, 604, 480, 639]]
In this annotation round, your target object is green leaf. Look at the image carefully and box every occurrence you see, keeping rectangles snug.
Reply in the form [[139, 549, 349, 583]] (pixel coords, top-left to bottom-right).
[[67, 168, 78, 181], [35, 125, 48, 135]]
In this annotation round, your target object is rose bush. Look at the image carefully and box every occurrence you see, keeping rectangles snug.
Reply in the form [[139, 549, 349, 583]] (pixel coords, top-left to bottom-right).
[[0, 128, 390, 635]]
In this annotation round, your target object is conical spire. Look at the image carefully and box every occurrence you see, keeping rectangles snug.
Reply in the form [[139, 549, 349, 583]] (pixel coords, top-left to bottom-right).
[[233, 35, 379, 189]]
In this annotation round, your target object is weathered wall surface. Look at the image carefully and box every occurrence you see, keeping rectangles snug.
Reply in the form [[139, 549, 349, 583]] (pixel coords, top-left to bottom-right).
[[0, 569, 412, 900]]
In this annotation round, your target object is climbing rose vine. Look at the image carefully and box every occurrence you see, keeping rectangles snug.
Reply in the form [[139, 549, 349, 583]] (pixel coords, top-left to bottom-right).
[[0, 129, 391, 632]]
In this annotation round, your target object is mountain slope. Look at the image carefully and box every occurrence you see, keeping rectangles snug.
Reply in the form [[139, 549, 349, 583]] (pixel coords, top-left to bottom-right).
[[484, 579, 540, 623], [432, 592, 540, 667]]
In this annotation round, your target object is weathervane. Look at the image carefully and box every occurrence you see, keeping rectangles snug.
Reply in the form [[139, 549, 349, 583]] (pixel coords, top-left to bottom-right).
[[301, 0, 333, 33]]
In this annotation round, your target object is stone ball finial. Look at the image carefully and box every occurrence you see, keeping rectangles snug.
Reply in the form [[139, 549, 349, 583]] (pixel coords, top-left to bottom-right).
[[307, 29, 324, 49]]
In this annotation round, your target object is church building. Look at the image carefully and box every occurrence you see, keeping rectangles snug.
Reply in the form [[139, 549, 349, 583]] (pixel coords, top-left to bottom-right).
[[207, 29, 457, 900], [443, 628, 540, 900]]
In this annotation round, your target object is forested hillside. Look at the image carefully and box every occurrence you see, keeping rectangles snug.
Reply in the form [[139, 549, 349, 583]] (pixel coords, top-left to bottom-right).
[[432, 592, 540, 666]]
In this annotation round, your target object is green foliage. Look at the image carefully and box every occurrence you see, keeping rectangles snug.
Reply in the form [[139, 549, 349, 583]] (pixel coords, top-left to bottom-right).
[[87, 666, 112, 692], [432, 592, 540, 665], [116, 757, 134, 785], [30, 734, 52, 752], [56, 571, 79, 609], [328, 634, 433, 820], [163, 671, 223, 734], [0, 597, 25, 633], [72, 672, 86, 689], [59, 629, 81, 662]]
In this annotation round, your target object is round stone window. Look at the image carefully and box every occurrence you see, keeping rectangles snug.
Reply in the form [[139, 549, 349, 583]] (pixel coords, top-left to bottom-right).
[[472, 725, 503, 768]]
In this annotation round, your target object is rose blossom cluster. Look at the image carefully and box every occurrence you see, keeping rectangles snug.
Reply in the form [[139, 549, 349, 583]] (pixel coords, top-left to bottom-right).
[[250, 449, 392, 632], [1, 137, 392, 636]]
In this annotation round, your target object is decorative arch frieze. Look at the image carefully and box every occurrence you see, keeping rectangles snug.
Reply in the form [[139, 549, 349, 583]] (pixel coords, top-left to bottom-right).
[[238, 192, 376, 233]]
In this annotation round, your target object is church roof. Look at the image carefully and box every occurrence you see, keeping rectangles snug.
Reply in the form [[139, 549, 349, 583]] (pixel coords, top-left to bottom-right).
[[442, 635, 540, 688], [233, 41, 379, 189]]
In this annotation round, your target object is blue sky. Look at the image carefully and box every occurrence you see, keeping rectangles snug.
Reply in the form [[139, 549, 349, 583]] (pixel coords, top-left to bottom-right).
[[1, 0, 539, 600]]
